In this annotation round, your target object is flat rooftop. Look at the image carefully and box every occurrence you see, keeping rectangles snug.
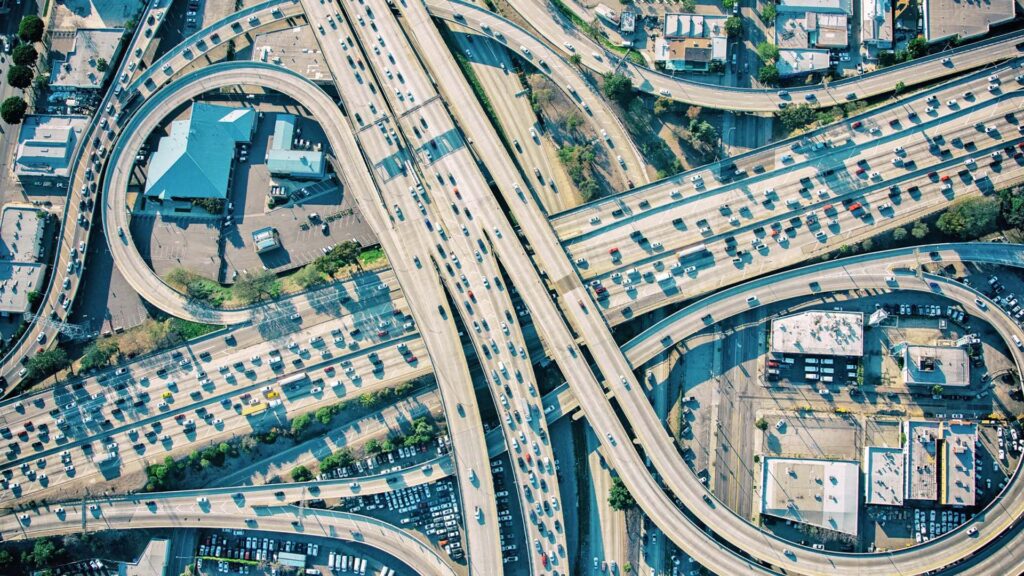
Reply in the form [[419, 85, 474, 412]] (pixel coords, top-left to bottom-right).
[[864, 446, 904, 506], [905, 420, 940, 501], [122, 537, 169, 576], [663, 13, 728, 40], [777, 48, 832, 76], [779, 0, 853, 14], [771, 310, 864, 357], [776, 13, 811, 49], [761, 457, 860, 535], [923, 0, 1014, 42], [942, 423, 977, 507], [902, 344, 970, 387], [861, 0, 893, 47], [15, 114, 89, 179], [0, 207, 45, 262], [49, 28, 123, 90], [252, 25, 329, 82]]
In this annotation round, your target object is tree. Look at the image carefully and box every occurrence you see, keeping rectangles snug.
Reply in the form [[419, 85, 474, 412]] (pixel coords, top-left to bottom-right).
[[891, 227, 908, 242], [653, 96, 674, 116], [1, 97, 28, 124], [688, 119, 719, 149], [81, 339, 120, 371], [290, 465, 313, 482], [7, 65, 33, 89], [0, 549, 13, 570], [18, 15, 44, 43], [608, 477, 636, 510], [290, 414, 312, 437], [931, 384, 944, 396], [12, 44, 38, 66], [26, 348, 69, 381], [758, 64, 780, 85], [292, 264, 324, 289], [936, 197, 1000, 239], [24, 537, 58, 567], [911, 221, 929, 239], [894, 81, 906, 95], [760, 3, 777, 23], [679, 0, 696, 10], [96, 57, 108, 72], [233, 270, 280, 303], [1000, 187, 1024, 229], [601, 72, 634, 106], [568, 53, 582, 68], [564, 112, 583, 133], [725, 16, 742, 38], [906, 36, 928, 59], [722, 0, 737, 10], [777, 104, 816, 132], [755, 417, 769, 431], [364, 438, 381, 454], [756, 41, 780, 64]]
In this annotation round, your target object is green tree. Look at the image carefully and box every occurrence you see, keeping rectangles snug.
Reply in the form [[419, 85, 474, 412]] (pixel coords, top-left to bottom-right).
[[1, 97, 28, 124], [760, 3, 777, 23], [292, 264, 324, 288], [653, 96, 675, 116], [26, 289, 41, 307], [12, 44, 38, 66], [725, 16, 742, 38], [911, 221, 929, 239], [756, 41, 780, 64], [365, 438, 382, 454], [722, 0, 737, 10], [0, 549, 13, 570], [7, 65, 34, 89], [755, 417, 769, 431], [564, 111, 584, 133], [894, 81, 906, 95], [688, 119, 719, 149], [233, 270, 280, 303], [758, 64, 780, 85], [568, 53, 582, 68], [936, 197, 1000, 239], [777, 104, 816, 131], [891, 227, 908, 242], [906, 36, 928, 59], [608, 477, 636, 510], [290, 413, 312, 437], [601, 72, 634, 106], [24, 537, 58, 567], [26, 347, 69, 381], [290, 465, 313, 482], [18, 15, 45, 43], [96, 57, 108, 72], [931, 384, 944, 396], [679, 0, 697, 10], [1000, 187, 1024, 229], [81, 339, 120, 371]]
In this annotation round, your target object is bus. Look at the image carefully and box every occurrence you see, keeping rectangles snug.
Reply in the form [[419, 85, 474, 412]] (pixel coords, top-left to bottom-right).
[[241, 402, 267, 416], [676, 243, 709, 261], [278, 373, 308, 387]]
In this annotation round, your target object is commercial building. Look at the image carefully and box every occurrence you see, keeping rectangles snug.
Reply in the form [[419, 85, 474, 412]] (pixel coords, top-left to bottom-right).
[[777, 48, 833, 77], [770, 310, 864, 357], [276, 551, 306, 569], [654, 14, 728, 72], [48, 28, 124, 93], [252, 227, 282, 254], [761, 457, 860, 535], [0, 207, 48, 317], [922, 0, 1014, 43], [267, 114, 326, 179], [145, 102, 256, 200], [905, 420, 940, 501], [941, 423, 977, 507], [620, 8, 637, 33], [14, 114, 89, 186], [860, 0, 893, 49], [864, 446, 905, 506], [121, 538, 170, 576], [900, 344, 970, 388], [778, 0, 852, 14]]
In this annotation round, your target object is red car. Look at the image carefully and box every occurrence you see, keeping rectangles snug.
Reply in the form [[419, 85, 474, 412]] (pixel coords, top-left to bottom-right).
[[851, 121, 862, 129]]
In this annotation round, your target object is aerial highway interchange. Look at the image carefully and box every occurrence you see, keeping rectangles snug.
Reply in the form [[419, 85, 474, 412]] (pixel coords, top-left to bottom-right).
[[0, 0, 1023, 575]]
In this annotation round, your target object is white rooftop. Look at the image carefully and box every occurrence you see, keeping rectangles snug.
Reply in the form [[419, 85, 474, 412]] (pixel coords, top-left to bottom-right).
[[777, 48, 832, 77], [902, 344, 970, 388], [761, 457, 860, 536], [771, 310, 864, 357], [49, 28, 123, 90], [864, 446, 904, 506], [942, 423, 977, 507], [905, 420, 940, 501], [15, 115, 88, 179]]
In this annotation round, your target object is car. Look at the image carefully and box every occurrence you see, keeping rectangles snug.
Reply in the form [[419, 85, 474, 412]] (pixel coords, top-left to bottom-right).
[[746, 295, 758, 304]]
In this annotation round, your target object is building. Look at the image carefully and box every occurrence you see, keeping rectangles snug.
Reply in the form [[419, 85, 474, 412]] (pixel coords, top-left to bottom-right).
[[0, 207, 48, 317], [864, 446, 905, 506], [900, 344, 970, 388], [654, 14, 728, 72], [941, 422, 977, 507], [777, 48, 833, 76], [770, 310, 864, 357], [14, 114, 89, 186], [620, 8, 637, 33], [922, 0, 1014, 43], [761, 457, 860, 535], [778, 0, 852, 14], [48, 28, 124, 93], [905, 420, 940, 501], [267, 114, 326, 179], [145, 102, 256, 200], [121, 538, 170, 576], [861, 0, 893, 48], [276, 551, 306, 569], [252, 227, 281, 254]]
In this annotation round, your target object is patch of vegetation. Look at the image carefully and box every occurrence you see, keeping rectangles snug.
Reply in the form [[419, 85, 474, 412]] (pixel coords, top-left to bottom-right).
[[166, 268, 229, 306], [776, 104, 816, 132], [760, 3, 777, 23], [290, 465, 313, 482], [725, 16, 742, 38], [357, 246, 386, 267], [601, 72, 634, 106], [319, 448, 355, 473], [936, 196, 1000, 239], [313, 240, 363, 276], [608, 476, 636, 510], [233, 270, 281, 304], [190, 198, 224, 215], [557, 144, 600, 202], [755, 417, 769, 431], [623, 98, 683, 178], [26, 348, 68, 382]]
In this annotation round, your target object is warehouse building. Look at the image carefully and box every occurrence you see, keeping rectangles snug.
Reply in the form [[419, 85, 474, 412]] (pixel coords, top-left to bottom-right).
[[922, 0, 1013, 43], [864, 446, 905, 506], [770, 310, 864, 358], [145, 102, 256, 200], [14, 114, 89, 186], [761, 457, 860, 535], [267, 114, 326, 179], [899, 344, 970, 389], [48, 28, 124, 93], [941, 423, 977, 507]]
